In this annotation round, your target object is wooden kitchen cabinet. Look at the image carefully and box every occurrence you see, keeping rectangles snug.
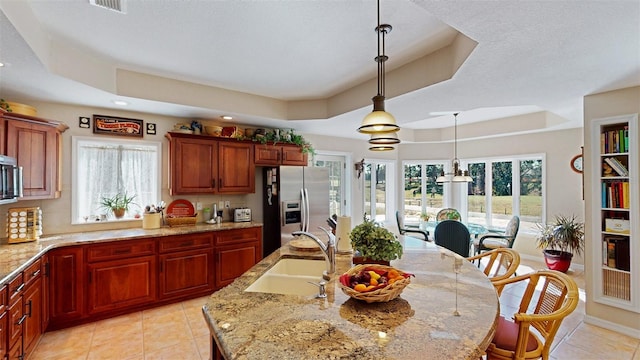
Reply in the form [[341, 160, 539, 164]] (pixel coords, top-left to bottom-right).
[[49, 246, 84, 329], [4, 114, 67, 200], [254, 143, 308, 166], [0, 286, 6, 360], [158, 233, 214, 300], [218, 141, 254, 193], [167, 132, 255, 194], [40, 254, 50, 334], [214, 227, 262, 289], [86, 239, 157, 316], [168, 134, 218, 195], [22, 277, 42, 357]]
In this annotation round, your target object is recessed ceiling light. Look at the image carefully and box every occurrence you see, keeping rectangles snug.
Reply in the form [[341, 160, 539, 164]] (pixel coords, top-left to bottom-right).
[[222, 115, 233, 120], [112, 100, 129, 106], [0, 62, 4, 67]]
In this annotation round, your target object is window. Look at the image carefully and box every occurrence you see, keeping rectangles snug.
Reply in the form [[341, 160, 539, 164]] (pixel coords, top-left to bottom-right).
[[313, 152, 350, 217], [364, 159, 396, 223], [402, 162, 445, 223], [72, 136, 162, 224], [467, 155, 544, 232]]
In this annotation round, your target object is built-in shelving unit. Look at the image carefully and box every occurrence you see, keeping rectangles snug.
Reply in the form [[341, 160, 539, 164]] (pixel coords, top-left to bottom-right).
[[590, 114, 639, 312]]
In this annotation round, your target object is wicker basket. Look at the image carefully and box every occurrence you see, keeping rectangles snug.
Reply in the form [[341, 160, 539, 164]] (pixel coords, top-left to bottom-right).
[[339, 264, 411, 303], [165, 215, 197, 227]]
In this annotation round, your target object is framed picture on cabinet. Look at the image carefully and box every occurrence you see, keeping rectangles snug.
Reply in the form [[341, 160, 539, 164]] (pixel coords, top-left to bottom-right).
[[93, 114, 143, 137]]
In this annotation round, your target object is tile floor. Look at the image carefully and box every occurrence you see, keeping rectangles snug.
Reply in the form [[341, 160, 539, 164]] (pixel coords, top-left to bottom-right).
[[29, 258, 640, 360]]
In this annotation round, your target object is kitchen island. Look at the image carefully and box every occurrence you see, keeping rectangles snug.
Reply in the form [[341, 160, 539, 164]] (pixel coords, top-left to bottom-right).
[[202, 237, 499, 359]]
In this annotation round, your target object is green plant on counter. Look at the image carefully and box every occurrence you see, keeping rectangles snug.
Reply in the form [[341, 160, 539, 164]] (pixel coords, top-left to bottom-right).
[[99, 192, 137, 219], [349, 215, 403, 262]]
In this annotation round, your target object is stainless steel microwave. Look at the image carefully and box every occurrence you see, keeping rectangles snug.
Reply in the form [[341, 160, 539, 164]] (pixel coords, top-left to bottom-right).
[[0, 155, 23, 205]]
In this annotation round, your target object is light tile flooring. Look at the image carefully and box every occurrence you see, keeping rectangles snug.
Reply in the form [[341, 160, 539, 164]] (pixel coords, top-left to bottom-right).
[[30, 259, 640, 360]]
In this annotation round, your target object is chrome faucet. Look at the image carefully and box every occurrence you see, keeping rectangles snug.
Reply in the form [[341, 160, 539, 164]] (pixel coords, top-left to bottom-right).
[[292, 228, 335, 280]]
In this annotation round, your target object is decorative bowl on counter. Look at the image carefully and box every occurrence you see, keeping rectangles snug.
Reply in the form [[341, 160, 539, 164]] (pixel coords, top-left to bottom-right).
[[338, 264, 413, 303]]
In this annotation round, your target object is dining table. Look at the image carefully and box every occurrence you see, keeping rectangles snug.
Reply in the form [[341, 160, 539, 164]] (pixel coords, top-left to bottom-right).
[[202, 235, 500, 359]]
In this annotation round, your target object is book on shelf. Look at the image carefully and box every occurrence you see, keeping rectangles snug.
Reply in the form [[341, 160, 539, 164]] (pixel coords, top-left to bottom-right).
[[601, 127, 630, 153], [601, 181, 629, 208], [603, 236, 630, 271], [603, 157, 629, 176]]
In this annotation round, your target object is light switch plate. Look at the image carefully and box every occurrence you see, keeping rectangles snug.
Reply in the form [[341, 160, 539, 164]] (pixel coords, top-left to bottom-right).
[[218, 201, 224, 210], [196, 202, 203, 211]]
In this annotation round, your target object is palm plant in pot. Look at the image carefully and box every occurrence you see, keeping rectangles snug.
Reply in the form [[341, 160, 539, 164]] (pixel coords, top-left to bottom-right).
[[349, 215, 403, 265], [536, 214, 585, 273], [100, 192, 137, 219]]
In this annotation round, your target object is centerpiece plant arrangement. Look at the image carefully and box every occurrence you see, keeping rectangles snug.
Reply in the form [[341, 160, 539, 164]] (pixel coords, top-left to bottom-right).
[[535, 214, 585, 273], [100, 192, 137, 219], [349, 215, 403, 265]]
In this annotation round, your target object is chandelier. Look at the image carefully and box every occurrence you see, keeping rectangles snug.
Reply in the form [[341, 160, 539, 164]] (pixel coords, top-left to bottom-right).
[[436, 113, 473, 183], [358, 0, 400, 151]]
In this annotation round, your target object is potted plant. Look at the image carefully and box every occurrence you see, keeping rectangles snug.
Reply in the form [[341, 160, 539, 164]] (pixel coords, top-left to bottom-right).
[[100, 192, 137, 219], [349, 215, 403, 265], [536, 214, 585, 273]]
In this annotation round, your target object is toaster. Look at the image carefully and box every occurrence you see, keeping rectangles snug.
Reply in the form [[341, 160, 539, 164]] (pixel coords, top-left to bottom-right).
[[233, 208, 251, 222]]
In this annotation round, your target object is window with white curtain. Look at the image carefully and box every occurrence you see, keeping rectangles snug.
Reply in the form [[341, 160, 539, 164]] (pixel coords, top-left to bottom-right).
[[72, 136, 162, 224]]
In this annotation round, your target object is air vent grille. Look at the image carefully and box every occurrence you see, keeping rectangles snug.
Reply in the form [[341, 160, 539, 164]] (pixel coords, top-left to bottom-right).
[[89, 0, 126, 14]]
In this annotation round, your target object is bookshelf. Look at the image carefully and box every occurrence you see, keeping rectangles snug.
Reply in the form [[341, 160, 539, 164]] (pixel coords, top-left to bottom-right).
[[591, 114, 639, 312]]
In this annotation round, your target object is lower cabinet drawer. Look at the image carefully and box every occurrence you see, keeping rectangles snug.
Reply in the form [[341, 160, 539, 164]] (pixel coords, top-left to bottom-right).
[[215, 227, 261, 245], [86, 239, 155, 262], [159, 233, 214, 253]]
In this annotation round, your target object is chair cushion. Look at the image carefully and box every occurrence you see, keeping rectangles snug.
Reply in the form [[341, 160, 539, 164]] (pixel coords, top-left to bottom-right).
[[492, 316, 538, 352], [473, 238, 508, 248]]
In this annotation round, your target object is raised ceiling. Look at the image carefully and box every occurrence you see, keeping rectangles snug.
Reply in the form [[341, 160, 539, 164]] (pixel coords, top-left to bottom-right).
[[0, 0, 638, 142]]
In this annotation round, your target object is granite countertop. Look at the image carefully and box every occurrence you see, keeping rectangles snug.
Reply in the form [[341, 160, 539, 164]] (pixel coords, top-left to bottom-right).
[[0, 222, 262, 286], [202, 237, 499, 360]]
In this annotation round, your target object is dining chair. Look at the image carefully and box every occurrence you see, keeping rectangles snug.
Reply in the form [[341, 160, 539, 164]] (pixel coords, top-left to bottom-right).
[[395, 211, 429, 241], [473, 215, 520, 256], [434, 220, 470, 257], [486, 270, 579, 360], [466, 248, 520, 282], [436, 208, 461, 221]]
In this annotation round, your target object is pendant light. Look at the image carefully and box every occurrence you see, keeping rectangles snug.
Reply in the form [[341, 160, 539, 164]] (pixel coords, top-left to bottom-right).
[[436, 113, 473, 183], [358, 0, 399, 136]]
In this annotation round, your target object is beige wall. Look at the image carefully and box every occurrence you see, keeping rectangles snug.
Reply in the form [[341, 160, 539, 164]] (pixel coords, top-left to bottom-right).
[[1, 101, 583, 266], [584, 85, 640, 334]]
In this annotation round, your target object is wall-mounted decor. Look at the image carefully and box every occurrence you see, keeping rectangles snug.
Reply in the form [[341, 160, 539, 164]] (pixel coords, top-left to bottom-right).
[[79, 116, 90, 128], [146, 123, 157, 135], [93, 114, 143, 137]]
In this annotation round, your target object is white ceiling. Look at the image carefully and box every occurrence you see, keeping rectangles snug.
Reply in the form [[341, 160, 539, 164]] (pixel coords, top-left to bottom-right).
[[0, 0, 639, 142]]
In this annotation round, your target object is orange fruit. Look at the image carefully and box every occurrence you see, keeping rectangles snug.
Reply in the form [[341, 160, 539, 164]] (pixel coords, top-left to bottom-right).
[[370, 278, 378, 286], [388, 269, 400, 279], [353, 284, 367, 292]]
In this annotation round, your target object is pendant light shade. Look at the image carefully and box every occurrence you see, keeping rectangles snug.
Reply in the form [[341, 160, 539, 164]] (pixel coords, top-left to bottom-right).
[[369, 144, 396, 151], [358, 0, 400, 137], [368, 131, 400, 145], [436, 113, 473, 184]]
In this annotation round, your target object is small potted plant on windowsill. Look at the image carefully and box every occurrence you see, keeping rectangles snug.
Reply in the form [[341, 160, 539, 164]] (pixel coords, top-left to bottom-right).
[[100, 192, 137, 219], [536, 214, 585, 273], [349, 215, 403, 265]]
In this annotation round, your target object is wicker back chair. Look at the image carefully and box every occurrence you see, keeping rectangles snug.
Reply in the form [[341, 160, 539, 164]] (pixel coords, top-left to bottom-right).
[[486, 270, 579, 360], [466, 248, 520, 282]]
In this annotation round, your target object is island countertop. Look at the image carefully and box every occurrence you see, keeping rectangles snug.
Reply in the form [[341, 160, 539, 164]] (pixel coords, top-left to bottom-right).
[[202, 237, 499, 360]]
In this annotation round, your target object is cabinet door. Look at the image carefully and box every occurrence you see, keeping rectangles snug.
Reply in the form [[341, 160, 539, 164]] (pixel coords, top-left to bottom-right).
[[7, 297, 22, 350], [41, 254, 50, 332], [254, 145, 281, 166], [218, 141, 255, 193], [159, 249, 214, 300], [22, 277, 42, 357], [49, 247, 84, 326], [6, 120, 59, 199], [281, 144, 308, 166], [0, 311, 7, 359], [87, 255, 157, 315], [169, 136, 218, 194], [214, 242, 260, 289]]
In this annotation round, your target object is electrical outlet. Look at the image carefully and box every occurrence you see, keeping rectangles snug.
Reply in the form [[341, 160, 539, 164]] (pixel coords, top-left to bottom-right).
[[196, 202, 203, 211], [225, 201, 230, 208]]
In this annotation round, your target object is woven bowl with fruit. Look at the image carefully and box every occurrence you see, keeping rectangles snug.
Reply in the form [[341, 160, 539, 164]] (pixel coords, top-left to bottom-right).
[[338, 264, 413, 303]]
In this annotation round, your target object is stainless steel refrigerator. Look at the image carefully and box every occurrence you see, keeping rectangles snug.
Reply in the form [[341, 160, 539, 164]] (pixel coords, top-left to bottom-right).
[[262, 166, 330, 257]]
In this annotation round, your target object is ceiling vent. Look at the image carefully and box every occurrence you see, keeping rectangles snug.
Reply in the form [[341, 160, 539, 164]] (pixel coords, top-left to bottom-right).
[[89, 0, 126, 14]]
